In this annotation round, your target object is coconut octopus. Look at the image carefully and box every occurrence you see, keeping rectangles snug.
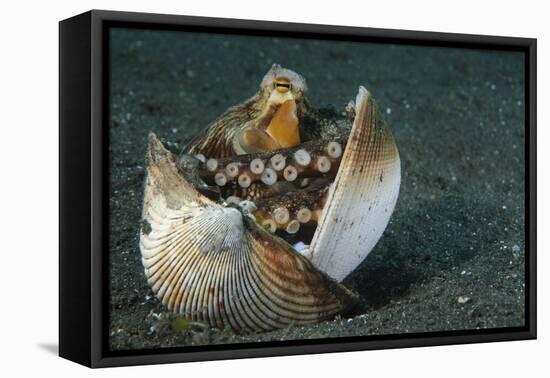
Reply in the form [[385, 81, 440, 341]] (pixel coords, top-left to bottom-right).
[[139, 64, 401, 333]]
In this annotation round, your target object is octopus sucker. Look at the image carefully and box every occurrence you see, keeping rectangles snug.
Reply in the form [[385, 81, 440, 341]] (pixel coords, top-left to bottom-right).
[[283, 165, 298, 182], [296, 207, 312, 223], [250, 158, 265, 174], [260, 168, 278, 186], [285, 220, 301, 234], [238, 172, 252, 188], [326, 141, 343, 159], [272, 207, 290, 224], [270, 153, 286, 171], [293, 149, 311, 167], [262, 219, 277, 233], [206, 158, 218, 172], [225, 162, 240, 178], [316, 156, 332, 173], [140, 65, 401, 333], [214, 172, 227, 187], [194, 153, 206, 163]]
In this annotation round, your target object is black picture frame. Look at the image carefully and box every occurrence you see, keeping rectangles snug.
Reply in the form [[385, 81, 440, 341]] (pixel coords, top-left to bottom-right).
[[59, 9, 537, 368]]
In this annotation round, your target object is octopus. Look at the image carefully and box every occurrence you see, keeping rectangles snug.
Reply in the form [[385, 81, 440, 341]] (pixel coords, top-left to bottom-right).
[[139, 64, 401, 333]]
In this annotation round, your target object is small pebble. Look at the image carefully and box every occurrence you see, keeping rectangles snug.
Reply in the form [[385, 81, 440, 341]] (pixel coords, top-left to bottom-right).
[[293, 241, 307, 251], [185, 69, 195, 78], [457, 296, 470, 304]]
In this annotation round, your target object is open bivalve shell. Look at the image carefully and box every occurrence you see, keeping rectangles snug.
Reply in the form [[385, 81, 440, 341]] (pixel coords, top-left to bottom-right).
[[140, 80, 400, 333], [308, 87, 401, 281]]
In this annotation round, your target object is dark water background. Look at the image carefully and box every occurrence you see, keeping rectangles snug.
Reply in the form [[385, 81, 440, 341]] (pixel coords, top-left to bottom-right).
[[108, 27, 525, 350]]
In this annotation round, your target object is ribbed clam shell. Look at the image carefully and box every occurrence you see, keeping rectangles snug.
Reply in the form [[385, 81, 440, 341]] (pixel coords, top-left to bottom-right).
[[140, 134, 357, 333], [309, 87, 401, 282]]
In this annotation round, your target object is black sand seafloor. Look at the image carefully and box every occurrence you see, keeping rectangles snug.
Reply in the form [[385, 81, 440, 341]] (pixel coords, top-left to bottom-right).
[[108, 28, 526, 351]]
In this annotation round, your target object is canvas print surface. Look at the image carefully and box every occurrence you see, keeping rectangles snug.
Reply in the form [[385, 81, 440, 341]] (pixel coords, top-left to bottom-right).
[[108, 27, 526, 351]]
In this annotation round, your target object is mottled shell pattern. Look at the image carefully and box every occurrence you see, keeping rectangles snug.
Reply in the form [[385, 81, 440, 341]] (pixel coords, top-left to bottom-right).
[[139, 64, 401, 333]]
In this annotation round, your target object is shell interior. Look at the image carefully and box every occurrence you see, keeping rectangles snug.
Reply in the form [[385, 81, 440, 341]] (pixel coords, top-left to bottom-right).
[[309, 87, 401, 281]]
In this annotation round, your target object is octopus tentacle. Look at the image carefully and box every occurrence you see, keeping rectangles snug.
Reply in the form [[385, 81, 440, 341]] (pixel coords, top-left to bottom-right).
[[251, 184, 330, 234], [197, 138, 346, 189]]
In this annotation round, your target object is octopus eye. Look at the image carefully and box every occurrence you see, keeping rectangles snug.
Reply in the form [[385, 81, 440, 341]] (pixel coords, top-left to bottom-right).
[[274, 79, 292, 93]]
